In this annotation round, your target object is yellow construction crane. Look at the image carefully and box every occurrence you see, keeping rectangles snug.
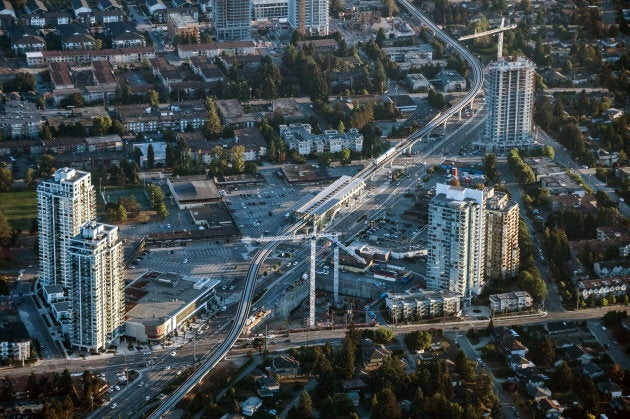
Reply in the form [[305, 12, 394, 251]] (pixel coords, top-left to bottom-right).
[[458, 18, 517, 60]]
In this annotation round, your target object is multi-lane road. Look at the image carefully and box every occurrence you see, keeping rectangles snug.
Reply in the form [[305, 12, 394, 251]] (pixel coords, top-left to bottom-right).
[[144, 1, 487, 416]]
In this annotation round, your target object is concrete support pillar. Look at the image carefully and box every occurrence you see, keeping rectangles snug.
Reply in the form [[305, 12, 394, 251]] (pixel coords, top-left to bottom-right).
[[309, 237, 316, 328], [333, 247, 340, 306]]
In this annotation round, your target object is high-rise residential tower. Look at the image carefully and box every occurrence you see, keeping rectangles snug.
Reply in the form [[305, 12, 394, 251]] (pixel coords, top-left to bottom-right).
[[288, 0, 329, 36], [68, 222, 124, 351], [485, 190, 520, 280], [426, 184, 486, 298], [214, 0, 252, 40], [484, 56, 536, 152], [38, 168, 95, 289]]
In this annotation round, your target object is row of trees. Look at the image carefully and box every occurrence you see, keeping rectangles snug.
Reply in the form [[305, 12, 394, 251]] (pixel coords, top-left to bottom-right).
[[507, 149, 536, 185]]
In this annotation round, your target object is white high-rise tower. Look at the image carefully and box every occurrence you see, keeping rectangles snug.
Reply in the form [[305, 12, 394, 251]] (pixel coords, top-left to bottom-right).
[[288, 0, 329, 36], [484, 56, 536, 152], [214, 0, 252, 40], [37, 168, 95, 289], [426, 184, 487, 298], [68, 222, 124, 351]]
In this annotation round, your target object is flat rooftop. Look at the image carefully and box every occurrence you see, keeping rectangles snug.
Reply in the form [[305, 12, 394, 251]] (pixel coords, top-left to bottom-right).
[[125, 272, 219, 326], [168, 175, 222, 205]]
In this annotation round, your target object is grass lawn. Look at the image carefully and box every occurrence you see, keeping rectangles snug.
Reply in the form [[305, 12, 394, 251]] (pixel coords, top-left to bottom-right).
[[0, 190, 37, 231]]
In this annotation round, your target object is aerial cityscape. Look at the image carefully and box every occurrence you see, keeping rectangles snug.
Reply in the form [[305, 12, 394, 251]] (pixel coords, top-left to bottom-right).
[[0, 0, 630, 418]]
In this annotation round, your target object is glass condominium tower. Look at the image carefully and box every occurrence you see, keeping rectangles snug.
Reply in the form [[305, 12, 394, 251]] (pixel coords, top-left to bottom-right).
[[214, 0, 252, 40], [484, 56, 536, 152], [38, 168, 95, 289]]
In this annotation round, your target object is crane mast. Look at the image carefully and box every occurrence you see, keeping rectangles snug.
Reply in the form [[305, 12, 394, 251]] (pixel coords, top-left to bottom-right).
[[458, 18, 517, 60], [243, 224, 368, 326]]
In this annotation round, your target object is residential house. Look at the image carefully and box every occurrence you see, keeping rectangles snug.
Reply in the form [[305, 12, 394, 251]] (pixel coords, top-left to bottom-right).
[[582, 362, 605, 379], [603, 108, 624, 121], [240, 396, 262, 417], [596, 225, 630, 257], [360, 338, 391, 372], [106, 22, 146, 48], [28, 11, 71, 27], [596, 148, 619, 167], [578, 277, 628, 302], [49, 62, 74, 90], [598, 381, 623, 398], [0, 101, 44, 139], [149, 57, 182, 86], [341, 378, 369, 392], [234, 127, 267, 161], [6, 26, 45, 54], [99, 0, 123, 10], [0, 0, 15, 19], [265, 355, 299, 377], [146, 0, 167, 15], [177, 40, 257, 60], [215, 99, 258, 128], [516, 367, 548, 387], [256, 376, 279, 397], [595, 260, 630, 278], [563, 344, 593, 365], [0, 139, 44, 156], [93, 9, 125, 24], [58, 24, 95, 50], [45, 137, 87, 154], [538, 398, 564, 419], [509, 354, 535, 371], [71, 0, 92, 20], [0, 315, 30, 361], [450, 372, 462, 387], [489, 291, 533, 313], [527, 384, 552, 402], [499, 334, 528, 358], [84, 135, 123, 152], [189, 56, 225, 82], [25, 0, 48, 14], [296, 38, 338, 54]]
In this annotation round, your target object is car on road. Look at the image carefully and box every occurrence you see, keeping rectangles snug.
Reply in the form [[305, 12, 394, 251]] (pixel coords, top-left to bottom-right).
[[145, 395, 151, 401], [164, 366, 171, 371], [114, 385, 120, 391], [170, 351, 176, 356], [138, 382, 144, 387], [111, 403, 118, 409]]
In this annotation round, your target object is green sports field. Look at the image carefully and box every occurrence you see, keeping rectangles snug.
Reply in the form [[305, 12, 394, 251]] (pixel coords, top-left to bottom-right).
[[0, 190, 37, 231], [100, 186, 152, 209]]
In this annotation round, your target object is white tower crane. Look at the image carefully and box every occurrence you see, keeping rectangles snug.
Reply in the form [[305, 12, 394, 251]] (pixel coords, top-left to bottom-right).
[[242, 224, 339, 328], [458, 18, 517, 60]]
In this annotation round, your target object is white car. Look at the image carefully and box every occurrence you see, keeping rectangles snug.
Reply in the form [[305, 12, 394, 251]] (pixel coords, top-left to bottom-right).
[[170, 351, 177, 356], [145, 395, 151, 401], [111, 403, 118, 409]]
